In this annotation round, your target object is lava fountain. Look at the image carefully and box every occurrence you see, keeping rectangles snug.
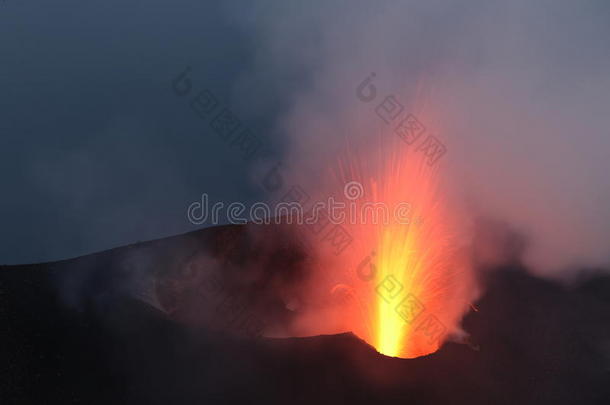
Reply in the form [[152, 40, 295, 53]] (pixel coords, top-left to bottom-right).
[[342, 139, 473, 358], [291, 128, 476, 359]]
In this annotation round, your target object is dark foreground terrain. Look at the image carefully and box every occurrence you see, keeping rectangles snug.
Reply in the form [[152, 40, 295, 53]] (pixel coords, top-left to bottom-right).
[[1, 224, 609, 404]]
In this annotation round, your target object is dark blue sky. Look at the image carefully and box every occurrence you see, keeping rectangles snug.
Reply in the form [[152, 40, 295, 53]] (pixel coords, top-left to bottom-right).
[[2, 0, 610, 275], [0, 1, 290, 263]]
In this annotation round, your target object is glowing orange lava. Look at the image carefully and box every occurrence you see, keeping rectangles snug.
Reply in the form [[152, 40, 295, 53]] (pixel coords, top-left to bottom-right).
[[328, 134, 472, 359], [287, 113, 475, 359]]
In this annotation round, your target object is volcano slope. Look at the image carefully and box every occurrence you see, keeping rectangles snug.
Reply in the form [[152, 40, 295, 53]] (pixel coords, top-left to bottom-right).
[[1, 223, 609, 404]]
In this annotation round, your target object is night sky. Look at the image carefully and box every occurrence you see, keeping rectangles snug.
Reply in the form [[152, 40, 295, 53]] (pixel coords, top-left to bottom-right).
[[2, 0, 610, 276], [0, 1, 291, 263]]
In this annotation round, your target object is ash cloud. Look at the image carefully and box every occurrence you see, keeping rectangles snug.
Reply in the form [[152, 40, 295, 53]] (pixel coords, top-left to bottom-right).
[[227, 0, 610, 279]]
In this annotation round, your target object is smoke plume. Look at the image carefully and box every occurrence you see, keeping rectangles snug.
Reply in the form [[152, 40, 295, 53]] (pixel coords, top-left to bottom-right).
[[229, 0, 610, 279]]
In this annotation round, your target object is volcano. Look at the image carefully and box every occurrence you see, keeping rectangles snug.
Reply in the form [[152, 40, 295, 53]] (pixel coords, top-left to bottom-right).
[[1, 223, 609, 404]]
